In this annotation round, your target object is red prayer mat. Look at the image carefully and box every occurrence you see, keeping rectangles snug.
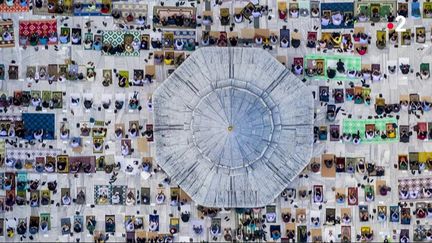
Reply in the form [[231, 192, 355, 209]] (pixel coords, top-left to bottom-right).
[[19, 20, 57, 37], [0, 0, 29, 12]]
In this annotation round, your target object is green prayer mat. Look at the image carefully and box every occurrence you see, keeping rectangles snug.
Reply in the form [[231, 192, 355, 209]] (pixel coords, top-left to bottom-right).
[[304, 54, 361, 81], [355, 1, 395, 20], [102, 31, 141, 57], [342, 118, 398, 143]]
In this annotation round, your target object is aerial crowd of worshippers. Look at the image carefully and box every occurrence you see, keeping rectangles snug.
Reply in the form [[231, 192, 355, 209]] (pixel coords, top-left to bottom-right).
[[1, 0, 432, 242]]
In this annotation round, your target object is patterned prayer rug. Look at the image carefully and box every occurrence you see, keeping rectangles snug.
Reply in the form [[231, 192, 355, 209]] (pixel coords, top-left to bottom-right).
[[0, 20, 15, 48], [0, 0, 29, 13], [102, 30, 140, 56], [19, 20, 58, 46], [22, 113, 55, 140]]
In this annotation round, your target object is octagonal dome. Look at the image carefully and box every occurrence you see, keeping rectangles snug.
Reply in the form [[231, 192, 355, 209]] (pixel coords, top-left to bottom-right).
[[153, 47, 314, 208]]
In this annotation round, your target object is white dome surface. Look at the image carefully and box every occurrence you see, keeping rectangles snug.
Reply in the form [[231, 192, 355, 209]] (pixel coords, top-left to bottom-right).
[[153, 47, 314, 207]]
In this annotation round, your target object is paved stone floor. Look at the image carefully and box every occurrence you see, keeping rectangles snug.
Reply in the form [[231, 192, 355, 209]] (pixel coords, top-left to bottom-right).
[[1, 0, 432, 242]]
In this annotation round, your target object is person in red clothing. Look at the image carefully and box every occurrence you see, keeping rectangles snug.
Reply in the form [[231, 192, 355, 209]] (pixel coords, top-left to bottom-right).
[[356, 45, 367, 55], [279, 9, 287, 20]]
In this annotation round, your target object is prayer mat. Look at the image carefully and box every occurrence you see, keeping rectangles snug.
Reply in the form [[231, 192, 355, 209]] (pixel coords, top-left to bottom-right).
[[417, 122, 428, 140], [73, 216, 84, 233], [51, 91, 62, 109], [48, 64, 58, 82], [363, 185, 374, 201], [424, 2, 432, 18], [296, 208, 306, 224], [400, 208, 411, 225], [76, 187, 86, 204], [335, 157, 345, 172], [102, 69, 113, 85], [22, 113, 55, 140], [32, 0, 74, 15], [342, 118, 399, 143], [153, 6, 196, 29], [93, 138, 104, 153], [341, 226, 351, 242], [169, 218, 179, 233], [411, 1, 421, 19], [19, 20, 58, 46], [56, 156, 69, 174], [311, 229, 322, 242], [313, 185, 323, 203], [210, 218, 221, 236], [289, 3, 299, 18], [416, 27, 426, 43], [334, 88, 344, 103], [94, 185, 111, 205], [398, 154, 409, 170], [304, 54, 361, 81], [15, 187, 25, 206], [16, 173, 27, 192], [145, 124, 153, 142], [8, 65, 18, 79], [112, 2, 147, 26], [40, 213, 51, 230], [319, 86, 329, 102], [162, 32, 174, 49], [42, 90, 51, 105], [140, 187, 150, 205], [241, 2, 255, 20], [84, 32, 93, 49], [220, 8, 230, 25], [270, 225, 281, 240], [0, 0, 29, 12], [69, 156, 96, 173], [293, 57, 303, 75], [149, 214, 159, 232], [29, 216, 39, 233], [347, 187, 358, 206], [60, 218, 71, 235], [321, 2, 354, 29], [170, 187, 179, 206], [376, 180, 386, 195], [173, 30, 196, 49], [73, 0, 112, 16], [321, 154, 336, 178], [0, 20, 15, 48], [279, 28, 290, 47], [340, 208, 351, 221], [102, 31, 141, 56], [401, 29, 411, 46], [125, 188, 136, 206], [319, 126, 328, 141], [71, 28, 82, 45], [266, 205, 276, 223], [105, 215, 116, 233], [310, 1, 320, 18], [398, 178, 432, 201], [0, 64, 5, 80], [298, 1, 309, 17], [111, 185, 126, 205], [418, 152, 432, 170], [389, 206, 400, 223], [60, 188, 71, 205], [297, 225, 307, 242], [132, 70, 144, 86], [355, 0, 395, 22]]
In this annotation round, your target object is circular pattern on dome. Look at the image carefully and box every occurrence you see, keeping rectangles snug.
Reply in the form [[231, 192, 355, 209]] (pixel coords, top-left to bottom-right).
[[191, 85, 274, 170], [154, 47, 314, 207]]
